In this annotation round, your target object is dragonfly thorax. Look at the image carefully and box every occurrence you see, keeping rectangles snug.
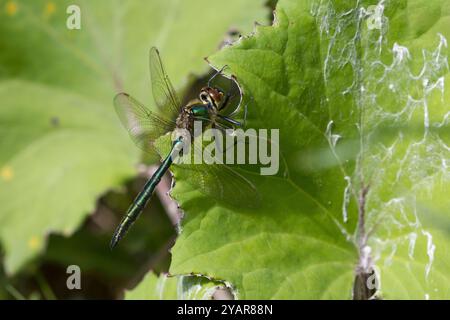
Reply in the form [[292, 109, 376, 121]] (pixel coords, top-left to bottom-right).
[[175, 106, 194, 131], [176, 101, 214, 136]]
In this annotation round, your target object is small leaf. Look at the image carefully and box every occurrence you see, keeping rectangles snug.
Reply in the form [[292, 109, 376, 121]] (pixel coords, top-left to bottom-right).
[[125, 273, 226, 300]]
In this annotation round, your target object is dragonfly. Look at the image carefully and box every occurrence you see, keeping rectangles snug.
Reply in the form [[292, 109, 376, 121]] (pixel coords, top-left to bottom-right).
[[110, 47, 258, 249]]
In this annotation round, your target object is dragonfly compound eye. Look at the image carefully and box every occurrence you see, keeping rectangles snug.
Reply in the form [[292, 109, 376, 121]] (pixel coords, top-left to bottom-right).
[[200, 93, 208, 102]]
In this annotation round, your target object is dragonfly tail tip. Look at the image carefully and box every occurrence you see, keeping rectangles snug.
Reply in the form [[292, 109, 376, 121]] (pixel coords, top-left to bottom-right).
[[109, 232, 121, 250], [109, 238, 118, 250]]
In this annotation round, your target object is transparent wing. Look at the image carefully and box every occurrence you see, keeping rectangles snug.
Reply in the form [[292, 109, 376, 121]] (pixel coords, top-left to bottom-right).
[[149, 47, 181, 118], [114, 93, 176, 152], [175, 143, 261, 208], [202, 163, 261, 208]]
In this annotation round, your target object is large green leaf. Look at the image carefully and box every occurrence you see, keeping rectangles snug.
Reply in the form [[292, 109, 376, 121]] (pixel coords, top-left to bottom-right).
[[0, 0, 267, 274], [161, 0, 450, 299]]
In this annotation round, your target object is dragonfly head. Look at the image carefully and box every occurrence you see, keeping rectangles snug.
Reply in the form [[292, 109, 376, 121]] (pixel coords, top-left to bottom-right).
[[199, 87, 224, 109]]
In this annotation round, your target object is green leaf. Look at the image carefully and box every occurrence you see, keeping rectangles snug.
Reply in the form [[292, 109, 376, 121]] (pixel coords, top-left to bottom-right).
[[165, 0, 450, 299], [125, 273, 178, 300], [0, 80, 138, 273], [0, 0, 268, 103], [0, 0, 268, 274], [125, 273, 227, 300]]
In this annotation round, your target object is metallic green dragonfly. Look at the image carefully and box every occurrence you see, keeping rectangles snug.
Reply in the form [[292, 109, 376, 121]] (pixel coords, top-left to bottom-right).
[[110, 47, 258, 249]]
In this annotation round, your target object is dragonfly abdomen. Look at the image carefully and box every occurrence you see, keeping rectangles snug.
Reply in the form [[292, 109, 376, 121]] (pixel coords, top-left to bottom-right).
[[110, 139, 183, 249]]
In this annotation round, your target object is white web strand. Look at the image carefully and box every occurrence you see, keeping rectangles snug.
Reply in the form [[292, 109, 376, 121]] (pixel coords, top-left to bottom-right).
[[312, 0, 449, 290]]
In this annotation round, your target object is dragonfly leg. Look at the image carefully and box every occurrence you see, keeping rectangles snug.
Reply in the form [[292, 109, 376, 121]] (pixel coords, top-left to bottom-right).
[[212, 123, 225, 154], [217, 114, 242, 127], [208, 65, 228, 87], [243, 102, 248, 127], [218, 91, 235, 111]]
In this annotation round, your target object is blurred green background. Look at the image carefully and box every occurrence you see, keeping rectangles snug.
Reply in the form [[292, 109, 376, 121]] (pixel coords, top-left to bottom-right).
[[0, 0, 270, 299]]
